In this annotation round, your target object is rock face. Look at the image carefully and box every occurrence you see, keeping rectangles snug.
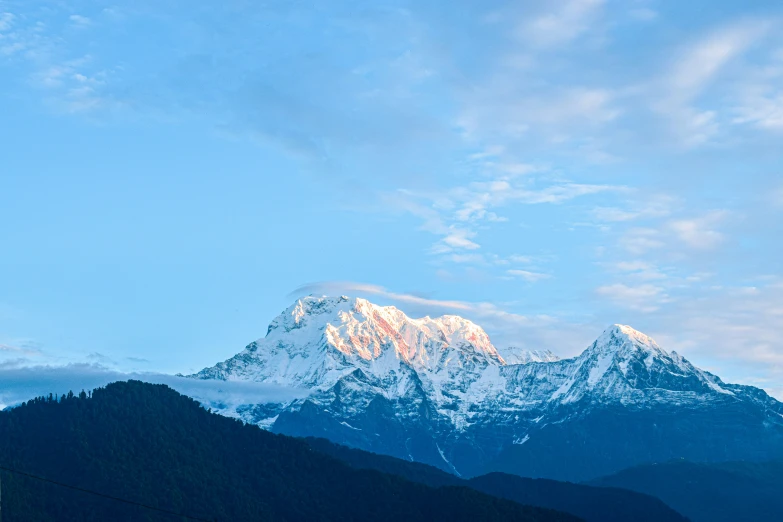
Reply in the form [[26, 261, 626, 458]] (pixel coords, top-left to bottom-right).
[[192, 296, 783, 481]]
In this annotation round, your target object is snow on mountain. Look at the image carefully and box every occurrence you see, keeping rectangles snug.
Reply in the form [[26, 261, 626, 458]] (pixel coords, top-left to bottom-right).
[[191, 296, 783, 479], [500, 348, 560, 365], [194, 295, 511, 430], [196, 295, 503, 389], [499, 323, 741, 409], [194, 296, 780, 424]]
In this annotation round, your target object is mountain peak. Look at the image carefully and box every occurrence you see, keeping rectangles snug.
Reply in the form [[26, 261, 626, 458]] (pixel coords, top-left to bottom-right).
[[591, 324, 665, 357], [200, 295, 504, 387], [266, 295, 410, 336]]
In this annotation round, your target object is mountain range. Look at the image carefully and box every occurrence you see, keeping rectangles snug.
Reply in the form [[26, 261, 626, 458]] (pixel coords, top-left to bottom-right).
[[192, 295, 783, 481]]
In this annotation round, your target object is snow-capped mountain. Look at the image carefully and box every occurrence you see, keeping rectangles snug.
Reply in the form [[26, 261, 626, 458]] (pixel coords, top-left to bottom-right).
[[192, 296, 783, 481], [197, 295, 502, 390]]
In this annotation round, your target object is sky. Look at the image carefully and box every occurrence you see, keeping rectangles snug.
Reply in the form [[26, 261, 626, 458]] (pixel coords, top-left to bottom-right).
[[1, 0, 782, 398]]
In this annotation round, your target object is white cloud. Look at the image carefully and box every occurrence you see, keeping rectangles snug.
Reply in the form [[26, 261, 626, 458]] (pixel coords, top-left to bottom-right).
[[595, 283, 668, 312], [619, 211, 728, 254], [507, 269, 551, 282], [388, 178, 619, 268], [69, 15, 91, 27], [289, 282, 476, 312], [29, 56, 116, 113], [656, 20, 771, 146], [669, 25, 760, 96], [0, 342, 43, 356], [452, 179, 620, 210], [649, 280, 783, 399], [668, 210, 727, 249], [732, 44, 783, 128], [439, 229, 481, 251], [733, 91, 783, 130]]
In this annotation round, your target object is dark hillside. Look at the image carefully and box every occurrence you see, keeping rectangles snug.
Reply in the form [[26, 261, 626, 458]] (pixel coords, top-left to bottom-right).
[[0, 381, 579, 522]]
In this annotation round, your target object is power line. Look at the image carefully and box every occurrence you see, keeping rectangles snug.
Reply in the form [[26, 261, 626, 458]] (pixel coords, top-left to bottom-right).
[[0, 465, 214, 522]]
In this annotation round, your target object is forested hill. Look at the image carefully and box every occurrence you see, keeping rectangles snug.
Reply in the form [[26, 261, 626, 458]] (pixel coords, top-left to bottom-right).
[[0, 380, 578, 522]]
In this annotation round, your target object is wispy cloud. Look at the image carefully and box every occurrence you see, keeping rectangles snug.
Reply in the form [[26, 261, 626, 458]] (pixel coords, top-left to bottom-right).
[[669, 24, 761, 97], [289, 282, 476, 312], [596, 283, 669, 312], [618, 211, 729, 254], [732, 47, 783, 131], [516, 0, 606, 48], [506, 269, 551, 282], [388, 178, 621, 267], [733, 92, 783, 130], [0, 342, 43, 356], [668, 210, 728, 249], [655, 19, 772, 146], [436, 229, 481, 252], [287, 281, 582, 350], [650, 279, 783, 398], [69, 15, 91, 28]]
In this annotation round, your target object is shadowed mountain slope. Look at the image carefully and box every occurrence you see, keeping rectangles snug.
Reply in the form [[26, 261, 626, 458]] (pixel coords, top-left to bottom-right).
[[590, 460, 783, 522], [306, 437, 689, 522]]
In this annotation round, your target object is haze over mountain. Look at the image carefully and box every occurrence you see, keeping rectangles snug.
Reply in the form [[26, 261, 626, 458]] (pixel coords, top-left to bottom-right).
[[192, 295, 783, 480]]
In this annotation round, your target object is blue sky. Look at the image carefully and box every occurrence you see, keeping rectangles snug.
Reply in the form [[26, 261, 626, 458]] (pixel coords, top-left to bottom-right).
[[1, 0, 782, 397]]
